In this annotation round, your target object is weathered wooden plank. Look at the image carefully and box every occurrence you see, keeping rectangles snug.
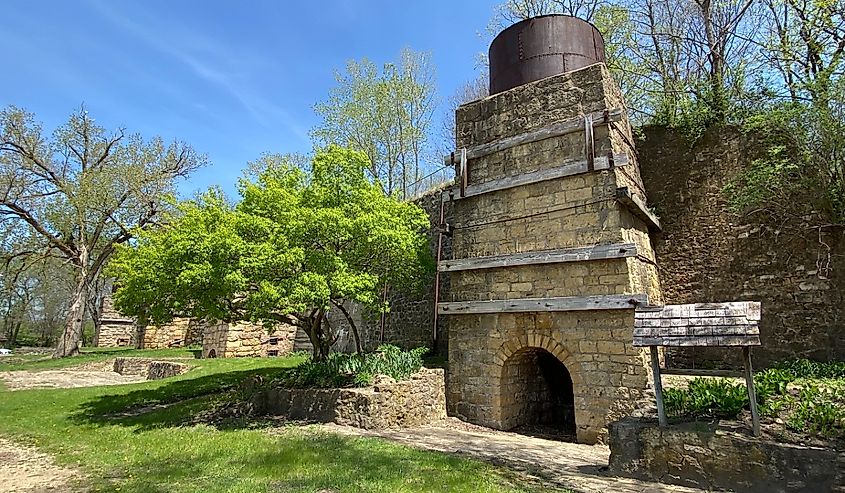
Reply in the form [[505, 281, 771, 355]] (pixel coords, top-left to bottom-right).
[[743, 347, 762, 437], [633, 334, 761, 347], [438, 294, 648, 315], [636, 302, 761, 319], [438, 243, 637, 272], [616, 187, 662, 232], [443, 108, 625, 166], [650, 346, 668, 427], [659, 368, 744, 378], [453, 153, 630, 200]]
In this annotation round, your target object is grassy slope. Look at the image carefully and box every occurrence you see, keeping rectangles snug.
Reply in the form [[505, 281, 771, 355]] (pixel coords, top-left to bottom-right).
[[0, 352, 547, 493]]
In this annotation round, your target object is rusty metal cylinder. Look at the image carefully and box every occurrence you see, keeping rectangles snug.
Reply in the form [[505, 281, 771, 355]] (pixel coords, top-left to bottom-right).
[[489, 15, 606, 95]]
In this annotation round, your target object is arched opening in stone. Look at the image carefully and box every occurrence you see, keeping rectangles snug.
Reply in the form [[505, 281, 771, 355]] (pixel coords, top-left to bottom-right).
[[500, 346, 576, 440], [207, 348, 217, 359]]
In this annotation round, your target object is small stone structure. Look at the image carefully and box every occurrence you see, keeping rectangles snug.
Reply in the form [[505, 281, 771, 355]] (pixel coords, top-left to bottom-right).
[[95, 296, 136, 347], [113, 357, 189, 380], [252, 369, 447, 429], [202, 321, 296, 358], [442, 60, 663, 444], [608, 417, 845, 492], [139, 318, 203, 349]]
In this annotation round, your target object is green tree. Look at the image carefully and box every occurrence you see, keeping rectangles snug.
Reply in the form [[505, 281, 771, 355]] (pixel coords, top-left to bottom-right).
[[0, 106, 205, 357], [110, 146, 432, 361], [313, 49, 437, 199]]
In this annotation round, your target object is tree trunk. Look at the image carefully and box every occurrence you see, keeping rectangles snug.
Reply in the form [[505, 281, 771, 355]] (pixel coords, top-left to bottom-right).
[[331, 300, 363, 355], [305, 309, 332, 362], [53, 270, 90, 358]]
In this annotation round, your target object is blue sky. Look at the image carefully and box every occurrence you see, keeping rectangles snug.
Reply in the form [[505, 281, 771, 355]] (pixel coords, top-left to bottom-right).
[[2, 0, 497, 197]]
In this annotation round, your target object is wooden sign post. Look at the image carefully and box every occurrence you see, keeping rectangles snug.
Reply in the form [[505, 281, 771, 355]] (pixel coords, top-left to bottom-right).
[[633, 301, 763, 436]]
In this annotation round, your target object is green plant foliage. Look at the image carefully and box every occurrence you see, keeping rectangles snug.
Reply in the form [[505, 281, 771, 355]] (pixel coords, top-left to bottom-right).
[[276, 345, 427, 389], [775, 359, 845, 380], [664, 378, 749, 418], [786, 384, 845, 438], [724, 97, 845, 222], [110, 146, 433, 361]]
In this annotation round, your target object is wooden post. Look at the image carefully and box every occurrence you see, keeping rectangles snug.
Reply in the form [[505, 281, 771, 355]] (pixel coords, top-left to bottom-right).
[[650, 345, 668, 427], [742, 347, 761, 437]]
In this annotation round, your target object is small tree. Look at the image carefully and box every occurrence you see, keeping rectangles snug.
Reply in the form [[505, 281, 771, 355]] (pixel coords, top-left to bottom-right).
[[0, 106, 205, 357], [110, 146, 432, 361]]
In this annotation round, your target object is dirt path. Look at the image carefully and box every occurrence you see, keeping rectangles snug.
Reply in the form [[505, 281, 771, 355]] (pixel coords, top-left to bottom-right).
[[0, 360, 146, 391], [318, 419, 704, 493], [0, 438, 81, 493]]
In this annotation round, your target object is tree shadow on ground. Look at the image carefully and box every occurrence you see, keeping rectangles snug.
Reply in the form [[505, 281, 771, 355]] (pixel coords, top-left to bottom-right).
[[69, 367, 289, 431], [96, 429, 532, 493]]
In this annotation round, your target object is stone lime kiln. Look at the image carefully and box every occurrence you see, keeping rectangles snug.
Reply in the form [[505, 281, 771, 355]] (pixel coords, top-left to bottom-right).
[[439, 15, 663, 443]]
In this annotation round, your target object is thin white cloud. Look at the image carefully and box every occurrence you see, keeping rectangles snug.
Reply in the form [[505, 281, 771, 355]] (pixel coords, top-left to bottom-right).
[[84, 0, 309, 143]]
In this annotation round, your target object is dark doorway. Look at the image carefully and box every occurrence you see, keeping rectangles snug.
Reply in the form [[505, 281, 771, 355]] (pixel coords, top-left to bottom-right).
[[207, 348, 217, 359], [500, 347, 576, 440]]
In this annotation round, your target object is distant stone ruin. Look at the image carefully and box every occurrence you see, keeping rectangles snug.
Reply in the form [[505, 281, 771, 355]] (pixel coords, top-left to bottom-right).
[[95, 295, 136, 347]]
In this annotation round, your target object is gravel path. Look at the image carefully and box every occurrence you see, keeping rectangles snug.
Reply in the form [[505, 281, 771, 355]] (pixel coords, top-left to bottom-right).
[[318, 418, 705, 493], [0, 438, 81, 493]]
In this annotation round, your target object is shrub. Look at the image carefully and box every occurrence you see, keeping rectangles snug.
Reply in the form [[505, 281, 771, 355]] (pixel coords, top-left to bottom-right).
[[276, 345, 427, 389]]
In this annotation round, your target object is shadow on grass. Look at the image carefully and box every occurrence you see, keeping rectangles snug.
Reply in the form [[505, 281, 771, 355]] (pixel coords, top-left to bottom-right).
[[70, 367, 288, 431], [99, 429, 530, 493]]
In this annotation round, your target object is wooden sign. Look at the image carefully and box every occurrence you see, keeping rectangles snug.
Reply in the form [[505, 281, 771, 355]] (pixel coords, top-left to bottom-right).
[[634, 301, 763, 436], [633, 301, 761, 347]]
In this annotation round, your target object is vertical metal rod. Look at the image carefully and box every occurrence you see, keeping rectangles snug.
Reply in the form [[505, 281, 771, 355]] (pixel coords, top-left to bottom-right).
[[431, 190, 446, 352], [743, 347, 761, 437], [650, 346, 668, 427]]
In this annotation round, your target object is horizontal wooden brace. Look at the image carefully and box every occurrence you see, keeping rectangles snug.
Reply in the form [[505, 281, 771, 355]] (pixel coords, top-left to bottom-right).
[[444, 108, 624, 166], [633, 335, 761, 347], [658, 368, 744, 378], [438, 242, 637, 272], [438, 294, 648, 315], [453, 153, 629, 200], [615, 187, 661, 231]]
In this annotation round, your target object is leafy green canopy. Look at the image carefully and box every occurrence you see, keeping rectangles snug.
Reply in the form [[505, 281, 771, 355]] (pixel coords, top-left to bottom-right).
[[110, 146, 432, 340]]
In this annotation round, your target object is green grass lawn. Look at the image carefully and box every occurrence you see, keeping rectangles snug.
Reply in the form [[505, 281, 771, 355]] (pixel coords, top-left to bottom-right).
[[0, 351, 549, 493]]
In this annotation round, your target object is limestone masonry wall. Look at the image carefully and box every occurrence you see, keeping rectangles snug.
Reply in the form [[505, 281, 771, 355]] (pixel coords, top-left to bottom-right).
[[140, 318, 203, 349], [446, 64, 661, 444], [608, 417, 845, 492], [366, 121, 845, 374], [252, 368, 447, 429], [95, 295, 136, 347], [202, 321, 296, 358], [638, 126, 845, 367]]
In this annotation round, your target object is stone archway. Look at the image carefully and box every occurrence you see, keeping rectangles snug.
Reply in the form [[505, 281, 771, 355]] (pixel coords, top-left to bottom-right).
[[500, 346, 576, 439], [207, 348, 217, 359], [489, 333, 585, 440]]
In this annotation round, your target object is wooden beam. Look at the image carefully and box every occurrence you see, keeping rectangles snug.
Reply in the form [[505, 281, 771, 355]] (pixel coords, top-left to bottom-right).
[[437, 294, 648, 315], [658, 368, 744, 378], [444, 108, 624, 166], [743, 347, 762, 437], [453, 153, 629, 200], [615, 187, 661, 231], [650, 346, 668, 427], [438, 243, 637, 272]]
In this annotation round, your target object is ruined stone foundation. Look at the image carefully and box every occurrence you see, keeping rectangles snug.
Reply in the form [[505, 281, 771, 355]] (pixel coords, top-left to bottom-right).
[[442, 63, 663, 444]]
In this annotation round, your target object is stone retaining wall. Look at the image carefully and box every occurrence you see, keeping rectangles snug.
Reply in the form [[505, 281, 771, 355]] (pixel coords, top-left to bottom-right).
[[113, 357, 189, 380], [251, 368, 446, 429], [608, 417, 844, 492]]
